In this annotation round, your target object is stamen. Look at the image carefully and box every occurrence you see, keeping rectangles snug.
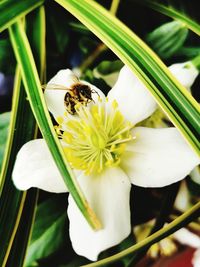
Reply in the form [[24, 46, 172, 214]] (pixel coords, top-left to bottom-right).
[[59, 99, 135, 175]]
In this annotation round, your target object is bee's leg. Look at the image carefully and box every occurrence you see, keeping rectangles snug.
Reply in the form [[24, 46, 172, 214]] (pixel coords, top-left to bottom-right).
[[64, 92, 76, 115], [92, 89, 100, 97], [71, 100, 77, 114]]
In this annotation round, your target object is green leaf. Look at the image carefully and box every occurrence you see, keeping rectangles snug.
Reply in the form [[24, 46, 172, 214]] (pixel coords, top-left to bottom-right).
[[116, 235, 135, 266], [0, 7, 45, 267], [5, 189, 38, 267], [25, 195, 67, 266], [176, 46, 200, 59], [49, 15, 69, 54], [146, 20, 188, 59], [26, 7, 46, 82], [0, 112, 10, 171], [0, 67, 37, 267], [4, 8, 47, 267], [69, 22, 90, 35], [140, 0, 200, 36], [8, 20, 101, 230], [0, 112, 10, 129], [0, 38, 15, 74], [0, 0, 44, 33], [93, 60, 123, 87], [55, 0, 200, 156], [95, 60, 123, 75]]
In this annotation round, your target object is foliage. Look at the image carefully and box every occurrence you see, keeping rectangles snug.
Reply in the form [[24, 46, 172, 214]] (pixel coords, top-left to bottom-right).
[[0, 112, 10, 170], [0, 0, 199, 267]]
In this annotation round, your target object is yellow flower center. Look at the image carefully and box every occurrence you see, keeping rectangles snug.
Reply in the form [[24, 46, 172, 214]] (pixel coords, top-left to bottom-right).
[[58, 98, 134, 175]]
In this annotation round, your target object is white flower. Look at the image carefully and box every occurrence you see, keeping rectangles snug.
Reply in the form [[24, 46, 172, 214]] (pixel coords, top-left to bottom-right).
[[12, 63, 199, 261], [193, 248, 200, 267], [168, 61, 199, 90]]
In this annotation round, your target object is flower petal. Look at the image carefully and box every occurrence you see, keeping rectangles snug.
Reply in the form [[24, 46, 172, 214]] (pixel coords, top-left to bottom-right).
[[67, 167, 131, 261], [174, 181, 191, 212], [44, 69, 104, 124], [120, 127, 200, 187], [12, 139, 68, 193], [192, 248, 200, 267], [173, 228, 200, 248], [168, 61, 199, 90], [107, 66, 157, 124]]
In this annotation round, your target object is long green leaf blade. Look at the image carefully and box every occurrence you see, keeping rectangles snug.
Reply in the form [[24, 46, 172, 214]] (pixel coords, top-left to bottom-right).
[[5, 189, 38, 267], [0, 112, 10, 171], [8, 20, 101, 230], [142, 0, 200, 36], [4, 7, 46, 267], [25, 195, 67, 266], [55, 0, 200, 156], [0, 67, 37, 267], [0, 0, 44, 33]]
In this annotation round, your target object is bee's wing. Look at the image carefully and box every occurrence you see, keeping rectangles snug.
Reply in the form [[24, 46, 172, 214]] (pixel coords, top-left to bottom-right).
[[70, 75, 80, 84], [42, 83, 69, 91]]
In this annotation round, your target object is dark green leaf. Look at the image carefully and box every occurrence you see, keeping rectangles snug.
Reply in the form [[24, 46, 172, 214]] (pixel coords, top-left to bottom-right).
[[146, 21, 188, 59], [0, 7, 45, 267], [140, 0, 200, 36], [25, 195, 67, 266], [0, 112, 10, 170], [69, 22, 90, 35], [96, 60, 123, 75], [5, 189, 38, 267], [0, 68, 37, 267], [0, 0, 44, 33], [93, 60, 123, 87], [0, 38, 15, 74], [176, 46, 200, 59], [49, 15, 69, 54]]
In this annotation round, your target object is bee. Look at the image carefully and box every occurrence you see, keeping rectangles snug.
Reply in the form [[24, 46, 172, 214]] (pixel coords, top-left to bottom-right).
[[43, 76, 98, 115]]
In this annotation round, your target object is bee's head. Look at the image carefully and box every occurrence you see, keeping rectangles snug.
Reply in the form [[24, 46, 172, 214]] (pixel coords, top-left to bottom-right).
[[75, 84, 92, 100]]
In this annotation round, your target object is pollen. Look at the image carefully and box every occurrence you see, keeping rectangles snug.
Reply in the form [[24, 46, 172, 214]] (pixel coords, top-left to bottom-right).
[[60, 99, 135, 175]]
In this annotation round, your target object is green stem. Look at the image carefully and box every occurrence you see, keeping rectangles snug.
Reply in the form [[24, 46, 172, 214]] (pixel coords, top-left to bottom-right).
[[110, 0, 120, 16], [82, 201, 200, 267]]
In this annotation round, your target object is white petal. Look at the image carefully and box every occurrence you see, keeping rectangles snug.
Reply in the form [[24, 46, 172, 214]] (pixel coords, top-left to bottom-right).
[[12, 139, 68, 193], [44, 69, 104, 124], [192, 248, 200, 267], [190, 166, 200, 185], [173, 228, 200, 248], [67, 167, 131, 261], [169, 61, 199, 90], [108, 66, 157, 124], [120, 127, 200, 187], [174, 181, 191, 212]]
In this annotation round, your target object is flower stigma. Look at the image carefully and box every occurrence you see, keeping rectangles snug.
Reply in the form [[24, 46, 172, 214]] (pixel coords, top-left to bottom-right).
[[57, 98, 135, 175]]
